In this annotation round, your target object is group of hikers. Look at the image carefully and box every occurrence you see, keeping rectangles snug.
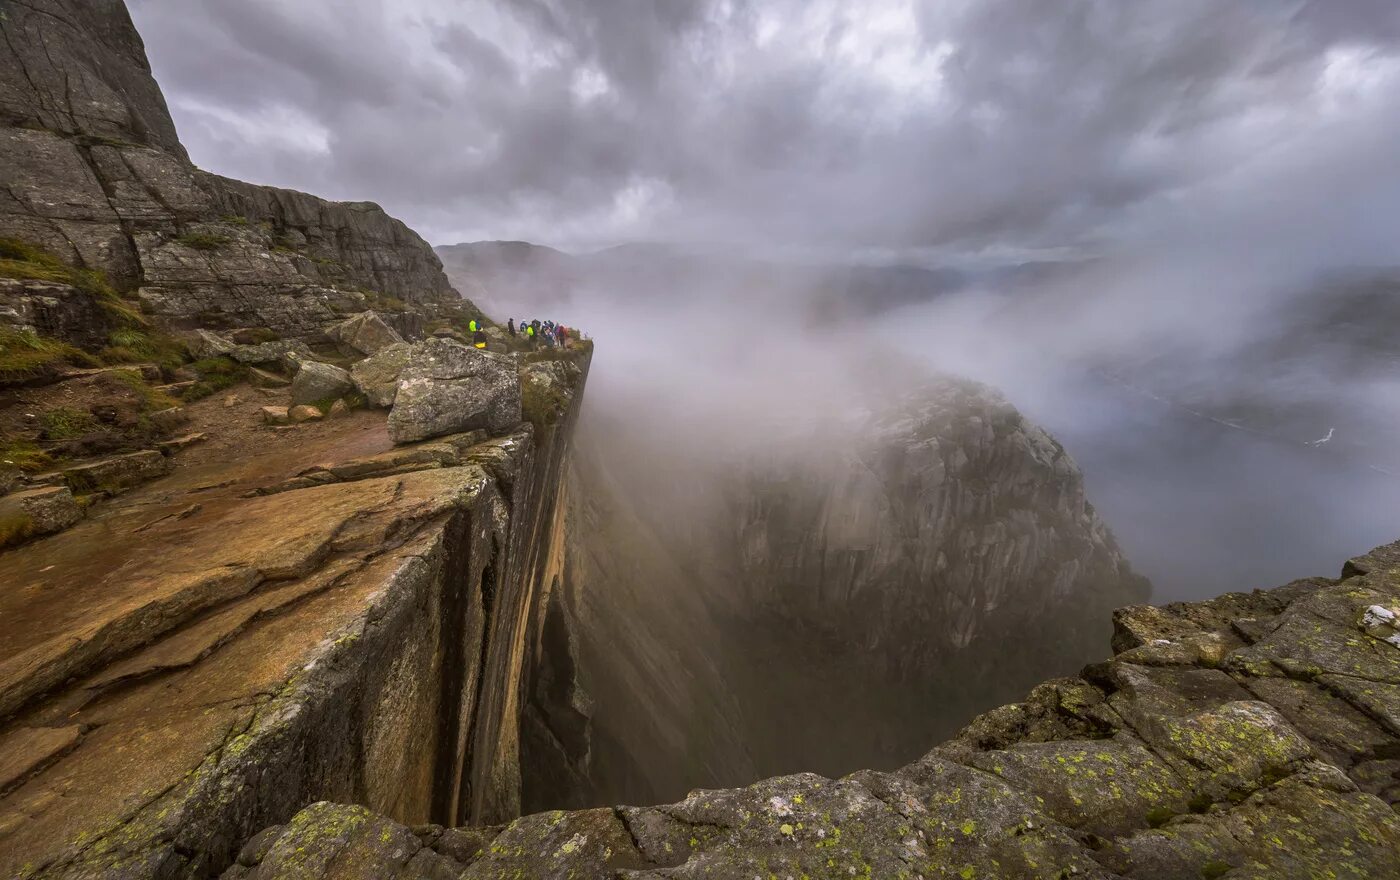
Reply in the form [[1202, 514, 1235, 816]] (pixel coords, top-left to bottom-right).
[[464, 318, 580, 350], [508, 317, 577, 348]]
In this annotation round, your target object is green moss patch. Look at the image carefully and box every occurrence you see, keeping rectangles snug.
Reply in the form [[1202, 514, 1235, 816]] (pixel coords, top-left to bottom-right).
[[39, 407, 99, 440], [0, 237, 118, 299], [0, 439, 53, 473], [0, 327, 94, 385], [184, 357, 247, 401], [0, 513, 37, 549]]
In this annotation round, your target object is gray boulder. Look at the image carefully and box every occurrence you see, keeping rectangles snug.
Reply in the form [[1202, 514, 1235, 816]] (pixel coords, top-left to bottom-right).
[[350, 343, 414, 408], [191, 329, 237, 360], [325, 311, 404, 356], [290, 361, 353, 407], [386, 339, 521, 443], [230, 339, 315, 366]]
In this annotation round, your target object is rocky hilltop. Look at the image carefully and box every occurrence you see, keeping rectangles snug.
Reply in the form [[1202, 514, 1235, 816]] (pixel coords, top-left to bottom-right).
[[221, 539, 1400, 879], [2, 0, 470, 336]]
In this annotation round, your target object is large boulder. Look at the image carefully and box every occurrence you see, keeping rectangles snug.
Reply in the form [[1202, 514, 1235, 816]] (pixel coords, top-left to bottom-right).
[[0, 486, 82, 546], [350, 342, 414, 408], [325, 311, 404, 356], [290, 361, 353, 407], [386, 338, 521, 443]]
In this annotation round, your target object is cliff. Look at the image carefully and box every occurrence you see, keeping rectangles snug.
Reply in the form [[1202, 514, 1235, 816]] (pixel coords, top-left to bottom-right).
[[521, 378, 1148, 814], [220, 538, 1400, 879], [1, 0, 471, 337], [0, 352, 592, 877], [0, 3, 599, 876]]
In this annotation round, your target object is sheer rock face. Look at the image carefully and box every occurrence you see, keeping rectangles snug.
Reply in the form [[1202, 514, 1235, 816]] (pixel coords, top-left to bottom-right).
[[523, 378, 1149, 813], [0, 0, 470, 335], [0, 352, 591, 879], [735, 380, 1145, 679], [227, 541, 1400, 880]]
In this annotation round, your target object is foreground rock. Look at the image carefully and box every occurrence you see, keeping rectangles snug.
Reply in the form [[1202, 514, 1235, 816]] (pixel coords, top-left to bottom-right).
[[289, 360, 353, 407], [326, 310, 405, 356], [0, 351, 590, 878], [351, 342, 415, 407], [0, 486, 82, 547], [228, 541, 1400, 879], [386, 338, 522, 443]]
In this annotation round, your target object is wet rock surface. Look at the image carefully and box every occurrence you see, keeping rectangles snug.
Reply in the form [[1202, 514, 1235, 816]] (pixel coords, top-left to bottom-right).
[[232, 542, 1400, 879]]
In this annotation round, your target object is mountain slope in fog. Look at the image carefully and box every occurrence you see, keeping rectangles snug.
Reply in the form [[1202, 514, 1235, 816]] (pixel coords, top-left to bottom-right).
[[523, 375, 1147, 810]]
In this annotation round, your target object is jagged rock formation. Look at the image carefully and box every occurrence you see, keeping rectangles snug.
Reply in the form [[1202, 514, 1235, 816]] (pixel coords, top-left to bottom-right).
[[223, 540, 1400, 879], [0, 351, 592, 877], [1, 0, 472, 337], [521, 378, 1148, 813]]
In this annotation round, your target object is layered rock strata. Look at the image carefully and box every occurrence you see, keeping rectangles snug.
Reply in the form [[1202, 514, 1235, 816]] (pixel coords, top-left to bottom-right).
[[0, 353, 591, 878]]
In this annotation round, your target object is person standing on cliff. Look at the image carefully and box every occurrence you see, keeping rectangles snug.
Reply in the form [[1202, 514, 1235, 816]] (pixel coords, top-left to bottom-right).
[[507, 318, 516, 335]]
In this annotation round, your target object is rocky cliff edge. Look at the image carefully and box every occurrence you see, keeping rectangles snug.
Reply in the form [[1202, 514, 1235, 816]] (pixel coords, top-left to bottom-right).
[[225, 541, 1400, 879]]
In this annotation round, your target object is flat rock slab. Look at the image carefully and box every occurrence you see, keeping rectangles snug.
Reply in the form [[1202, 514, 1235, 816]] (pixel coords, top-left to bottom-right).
[[0, 725, 81, 792]]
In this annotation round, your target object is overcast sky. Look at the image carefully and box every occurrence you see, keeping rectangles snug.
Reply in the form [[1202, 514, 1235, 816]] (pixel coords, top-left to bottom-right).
[[128, 0, 1400, 255]]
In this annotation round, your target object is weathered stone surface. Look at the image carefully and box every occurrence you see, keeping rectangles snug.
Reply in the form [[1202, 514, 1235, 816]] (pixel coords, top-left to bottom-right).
[[0, 356, 586, 878], [326, 311, 405, 356], [0, 725, 82, 792], [226, 541, 1400, 880], [289, 405, 323, 424], [260, 406, 290, 426], [351, 342, 414, 407], [387, 339, 522, 443], [0, 279, 111, 350], [0, 1, 488, 333], [58, 449, 168, 494], [230, 339, 315, 366], [289, 361, 353, 407], [0, 486, 82, 543], [191, 329, 238, 359]]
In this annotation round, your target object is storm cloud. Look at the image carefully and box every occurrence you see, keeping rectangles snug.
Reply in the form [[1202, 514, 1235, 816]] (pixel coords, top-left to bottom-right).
[[128, 0, 1400, 254]]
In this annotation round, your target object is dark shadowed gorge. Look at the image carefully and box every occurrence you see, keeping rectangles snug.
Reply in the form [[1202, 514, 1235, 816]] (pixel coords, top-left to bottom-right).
[[1, 3, 1399, 879]]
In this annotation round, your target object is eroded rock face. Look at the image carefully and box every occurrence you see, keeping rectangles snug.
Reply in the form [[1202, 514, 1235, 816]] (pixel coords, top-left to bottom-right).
[[0, 0, 481, 336], [386, 339, 523, 443], [228, 541, 1400, 879]]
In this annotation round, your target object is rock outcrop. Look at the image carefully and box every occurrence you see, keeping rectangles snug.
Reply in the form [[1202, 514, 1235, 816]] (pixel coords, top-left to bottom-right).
[[0, 0, 478, 337], [223, 540, 1400, 879], [0, 350, 592, 878]]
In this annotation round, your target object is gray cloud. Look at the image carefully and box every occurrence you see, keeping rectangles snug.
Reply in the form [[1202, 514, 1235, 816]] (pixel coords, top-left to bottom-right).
[[127, 0, 1400, 255]]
